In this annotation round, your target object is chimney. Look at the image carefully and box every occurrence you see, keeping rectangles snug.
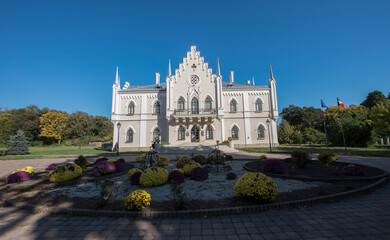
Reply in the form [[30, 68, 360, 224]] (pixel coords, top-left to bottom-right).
[[229, 71, 234, 83], [247, 80, 251, 85], [155, 72, 160, 87]]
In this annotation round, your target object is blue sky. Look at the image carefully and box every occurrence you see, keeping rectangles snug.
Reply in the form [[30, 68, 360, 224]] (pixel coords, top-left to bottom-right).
[[0, 0, 389, 118]]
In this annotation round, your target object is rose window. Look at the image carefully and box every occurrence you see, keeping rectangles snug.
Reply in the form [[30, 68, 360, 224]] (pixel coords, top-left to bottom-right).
[[190, 75, 199, 85]]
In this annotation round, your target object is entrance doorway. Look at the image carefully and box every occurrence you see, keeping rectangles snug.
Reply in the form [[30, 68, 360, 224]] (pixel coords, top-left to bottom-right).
[[191, 126, 200, 142]]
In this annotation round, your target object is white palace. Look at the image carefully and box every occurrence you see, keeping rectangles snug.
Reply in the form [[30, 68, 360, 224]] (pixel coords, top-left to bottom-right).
[[111, 46, 279, 151]]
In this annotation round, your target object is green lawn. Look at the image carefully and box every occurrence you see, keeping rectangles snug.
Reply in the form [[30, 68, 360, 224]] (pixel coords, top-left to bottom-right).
[[0, 145, 141, 160], [241, 145, 390, 157]]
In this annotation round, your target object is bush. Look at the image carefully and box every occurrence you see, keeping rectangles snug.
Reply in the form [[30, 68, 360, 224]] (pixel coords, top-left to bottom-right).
[[12, 166, 34, 174], [48, 163, 83, 182], [259, 155, 267, 161], [117, 158, 125, 164], [176, 157, 193, 168], [124, 190, 151, 211], [93, 161, 117, 177], [207, 153, 215, 163], [139, 167, 169, 187], [168, 170, 185, 183], [107, 159, 117, 162], [170, 182, 187, 210], [183, 162, 202, 176], [192, 154, 207, 164], [343, 164, 364, 176], [130, 172, 142, 185], [291, 151, 311, 168], [262, 159, 286, 174], [45, 164, 58, 170], [155, 156, 170, 166], [234, 172, 278, 202], [74, 155, 90, 168], [114, 160, 124, 172], [318, 152, 339, 165], [128, 168, 142, 179], [6, 171, 32, 183], [214, 155, 226, 164], [135, 155, 145, 163], [225, 155, 234, 161], [226, 172, 237, 180], [94, 157, 108, 165], [172, 168, 184, 174], [189, 167, 208, 181], [6, 130, 29, 155]]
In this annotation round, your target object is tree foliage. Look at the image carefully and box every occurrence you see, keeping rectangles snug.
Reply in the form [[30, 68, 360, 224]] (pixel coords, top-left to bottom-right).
[[371, 101, 390, 137], [7, 130, 29, 155], [40, 111, 68, 144], [277, 120, 299, 144], [361, 90, 387, 108]]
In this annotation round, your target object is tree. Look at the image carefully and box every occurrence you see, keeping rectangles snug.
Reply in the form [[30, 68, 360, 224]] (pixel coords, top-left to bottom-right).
[[92, 116, 113, 139], [40, 111, 68, 144], [0, 112, 12, 145], [277, 120, 299, 144], [361, 90, 387, 108], [371, 101, 390, 137], [302, 128, 326, 144], [7, 130, 29, 155], [64, 111, 95, 139], [280, 105, 324, 131]]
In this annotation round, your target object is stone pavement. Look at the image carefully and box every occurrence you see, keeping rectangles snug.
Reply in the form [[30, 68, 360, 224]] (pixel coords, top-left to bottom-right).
[[0, 153, 389, 239]]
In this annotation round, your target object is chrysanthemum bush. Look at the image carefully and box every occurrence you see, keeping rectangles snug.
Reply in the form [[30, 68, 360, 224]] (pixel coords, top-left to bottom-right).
[[259, 155, 267, 161], [135, 155, 145, 163], [48, 163, 83, 182], [176, 157, 193, 168], [124, 190, 151, 211], [139, 167, 169, 187], [6, 171, 31, 183], [93, 161, 118, 177], [168, 170, 185, 183], [226, 172, 237, 180], [183, 162, 201, 176], [12, 166, 34, 174], [45, 164, 58, 170], [291, 151, 311, 168], [74, 155, 90, 168], [189, 167, 208, 181], [130, 172, 142, 185], [192, 154, 207, 164], [94, 157, 108, 165], [234, 172, 278, 202], [262, 159, 286, 174], [318, 152, 338, 165], [343, 164, 364, 176], [128, 168, 142, 179], [155, 156, 170, 166]]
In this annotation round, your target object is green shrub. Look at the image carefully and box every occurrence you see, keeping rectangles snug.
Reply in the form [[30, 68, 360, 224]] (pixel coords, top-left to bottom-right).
[[291, 151, 311, 168], [192, 154, 207, 164], [176, 157, 193, 168], [183, 162, 202, 176], [124, 190, 151, 211], [318, 152, 339, 165], [127, 168, 142, 179], [74, 155, 90, 168], [234, 172, 278, 202], [135, 155, 145, 163], [207, 153, 215, 162], [214, 155, 226, 164], [48, 163, 83, 182], [156, 156, 170, 166], [259, 155, 267, 161], [6, 130, 29, 155], [139, 167, 169, 187]]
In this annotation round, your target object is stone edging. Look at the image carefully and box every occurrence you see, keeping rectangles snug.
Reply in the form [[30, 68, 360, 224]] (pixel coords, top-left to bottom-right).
[[1, 173, 388, 219]]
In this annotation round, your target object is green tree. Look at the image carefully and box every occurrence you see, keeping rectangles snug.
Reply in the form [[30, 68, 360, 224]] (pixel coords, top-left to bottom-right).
[[361, 90, 387, 108], [64, 111, 95, 139], [92, 116, 113, 139], [280, 105, 324, 131], [40, 111, 68, 144], [371, 101, 390, 137], [0, 112, 12, 145], [7, 130, 29, 155], [277, 120, 299, 144], [302, 127, 326, 144]]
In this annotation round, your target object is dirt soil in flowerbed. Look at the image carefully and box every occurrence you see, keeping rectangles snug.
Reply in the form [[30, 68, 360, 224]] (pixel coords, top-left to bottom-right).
[[3, 179, 376, 212], [245, 160, 385, 180], [0, 163, 135, 191]]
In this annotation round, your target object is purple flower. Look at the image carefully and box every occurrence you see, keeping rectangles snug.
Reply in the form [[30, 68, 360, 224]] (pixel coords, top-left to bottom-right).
[[114, 160, 124, 172], [117, 158, 125, 164], [45, 164, 58, 170], [189, 167, 208, 181], [262, 159, 286, 174], [226, 172, 237, 180], [94, 157, 108, 165], [168, 170, 185, 183], [131, 172, 142, 185], [93, 161, 117, 177], [6, 171, 32, 183], [343, 165, 364, 176]]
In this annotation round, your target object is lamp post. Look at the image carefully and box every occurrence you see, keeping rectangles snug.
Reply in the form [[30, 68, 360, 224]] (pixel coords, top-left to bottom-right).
[[266, 119, 272, 153], [117, 122, 121, 156]]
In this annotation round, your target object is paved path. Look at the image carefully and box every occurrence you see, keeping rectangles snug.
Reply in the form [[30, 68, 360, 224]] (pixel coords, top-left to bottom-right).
[[0, 152, 389, 239]]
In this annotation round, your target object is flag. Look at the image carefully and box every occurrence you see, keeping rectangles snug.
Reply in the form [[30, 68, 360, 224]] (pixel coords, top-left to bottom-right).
[[337, 97, 348, 109], [321, 99, 328, 109]]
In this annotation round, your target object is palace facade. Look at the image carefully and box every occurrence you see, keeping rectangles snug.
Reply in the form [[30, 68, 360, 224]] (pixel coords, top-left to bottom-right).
[[111, 46, 279, 150]]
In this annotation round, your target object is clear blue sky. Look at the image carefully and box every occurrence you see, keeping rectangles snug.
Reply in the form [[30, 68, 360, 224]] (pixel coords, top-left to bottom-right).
[[1, 0, 389, 118]]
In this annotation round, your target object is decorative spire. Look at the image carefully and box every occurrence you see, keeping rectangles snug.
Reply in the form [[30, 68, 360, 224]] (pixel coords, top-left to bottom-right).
[[115, 66, 120, 86], [270, 63, 274, 80], [168, 59, 171, 76], [252, 76, 255, 85], [217, 58, 221, 76]]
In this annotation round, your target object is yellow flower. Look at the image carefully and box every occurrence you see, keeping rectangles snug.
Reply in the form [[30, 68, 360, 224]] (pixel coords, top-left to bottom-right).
[[12, 166, 34, 174], [124, 189, 151, 211], [139, 167, 168, 187], [48, 163, 82, 182], [234, 172, 278, 202]]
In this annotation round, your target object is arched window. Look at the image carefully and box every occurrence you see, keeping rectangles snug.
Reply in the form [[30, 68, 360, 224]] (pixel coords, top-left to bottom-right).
[[128, 102, 135, 115], [257, 125, 265, 139], [153, 101, 160, 114], [205, 96, 212, 110], [206, 125, 213, 139], [231, 125, 239, 140], [230, 99, 237, 112], [191, 97, 199, 114], [178, 126, 185, 140], [153, 128, 160, 141], [126, 129, 133, 143], [255, 99, 262, 112], [177, 97, 185, 111]]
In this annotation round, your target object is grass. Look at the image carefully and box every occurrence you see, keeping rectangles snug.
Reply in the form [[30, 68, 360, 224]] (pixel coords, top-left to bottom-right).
[[241, 145, 390, 157], [0, 145, 142, 160]]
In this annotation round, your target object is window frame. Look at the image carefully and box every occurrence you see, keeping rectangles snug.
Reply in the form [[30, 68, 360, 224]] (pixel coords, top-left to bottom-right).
[[231, 126, 239, 140], [126, 128, 134, 143], [257, 125, 265, 140]]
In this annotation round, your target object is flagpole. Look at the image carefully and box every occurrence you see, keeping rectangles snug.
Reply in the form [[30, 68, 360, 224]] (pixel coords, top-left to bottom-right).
[[321, 103, 329, 151], [337, 98, 348, 154]]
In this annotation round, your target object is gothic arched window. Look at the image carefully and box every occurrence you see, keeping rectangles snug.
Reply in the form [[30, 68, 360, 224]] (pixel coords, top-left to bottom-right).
[[178, 126, 185, 140], [153, 101, 160, 114], [128, 102, 135, 115], [191, 97, 199, 114], [206, 125, 213, 139], [231, 125, 239, 140], [177, 97, 185, 111], [205, 96, 212, 110], [126, 129, 133, 143], [230, 99, 237, 112], [153, 128, 160, 141], [257, 125, 265, 139], [255, 99, 263, 112]]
